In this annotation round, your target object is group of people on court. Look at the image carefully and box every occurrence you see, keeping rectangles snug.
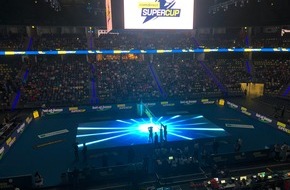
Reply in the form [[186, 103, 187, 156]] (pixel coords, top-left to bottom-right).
[[148, 123, 167, 145]]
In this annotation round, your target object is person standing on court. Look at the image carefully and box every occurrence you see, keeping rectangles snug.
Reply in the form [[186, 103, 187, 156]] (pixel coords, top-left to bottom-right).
[[154, 132, 159, 147], [73, 142, 79, 162], [82, 143, 87, 163], [163, 124, 168, 142], [148, 126, 153, 143], [234, 138, 242, 152], [159, 125, 163, 143]]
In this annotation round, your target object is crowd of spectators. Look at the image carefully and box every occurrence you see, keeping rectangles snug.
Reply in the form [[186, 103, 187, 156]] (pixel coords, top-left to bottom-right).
[[0, 27, 290, 52], [0, 57, 23, 109], [93, 53, 235, 104], [207, 58, 252, 96], [153, 54, 222, 100], [0, 33, 25, 51], [153, 143, 201, 176], [94, 59, 160, 104], [252, 59, 290, 95], [190, 174, 286, 190], [196, 33, 245, 48], [96, 31, 195, 50], [95, 29, 290, 50], [252, 32, 290, 48], [20, 55, 91, 107], [0, 28, 290, 107], [2, 54, 290, 107], [32, 34, 87, 50]]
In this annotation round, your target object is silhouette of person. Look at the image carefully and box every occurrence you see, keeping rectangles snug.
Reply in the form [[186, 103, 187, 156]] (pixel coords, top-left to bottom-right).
[[281, 106, 285, 118], [234, 138, 242, 152], [82, 143, 87, 162], [73, 142, 79, 161], [154, 132, 159, 146], [34, 171, 43, 188], [148, 126, 153, 143], [163, 125, 167, 141]]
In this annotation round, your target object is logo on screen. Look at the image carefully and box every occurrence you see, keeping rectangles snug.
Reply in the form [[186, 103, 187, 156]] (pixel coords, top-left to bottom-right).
[[140, 0, 181, 24]]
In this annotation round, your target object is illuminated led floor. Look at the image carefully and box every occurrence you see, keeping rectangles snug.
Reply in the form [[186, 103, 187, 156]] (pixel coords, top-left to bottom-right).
[[76, 114, 230, 149]]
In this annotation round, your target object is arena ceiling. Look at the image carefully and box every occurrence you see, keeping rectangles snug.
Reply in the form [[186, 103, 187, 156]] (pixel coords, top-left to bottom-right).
[[0, 0, 289, 28]]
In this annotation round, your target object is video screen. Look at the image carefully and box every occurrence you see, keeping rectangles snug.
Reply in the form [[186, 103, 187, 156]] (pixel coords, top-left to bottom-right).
[[124, 0, 194, 29]]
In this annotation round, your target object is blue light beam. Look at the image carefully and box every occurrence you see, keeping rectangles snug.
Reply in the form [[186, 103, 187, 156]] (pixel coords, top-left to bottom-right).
[[78, 127, 135, 130], [168, 132, 193, 140], [78, 132, 133, 147], [76, 130, 131, 138], [169, 122, 208, 127], [157, 116, 163, 122], [173, 127, 225, 131], [116, 120, 132, 124], [162, 115, 182, 123]]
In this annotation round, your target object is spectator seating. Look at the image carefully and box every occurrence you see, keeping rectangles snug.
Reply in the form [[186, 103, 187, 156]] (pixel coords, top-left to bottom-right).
[[32, 34, 87, 50], [0, 57, 23, 109], [20, 55, 91, 107], [153, 54, 222, 100], [0, 33, 25, 51], [0, 29, 289, 107], [94, 59, 159, 104], [252, 59, 290, 96], [207, 58, 251, 96]]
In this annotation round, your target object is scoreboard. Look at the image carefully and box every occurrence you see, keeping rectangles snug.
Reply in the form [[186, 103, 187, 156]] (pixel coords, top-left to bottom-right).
[[124, 0, 194, 30]]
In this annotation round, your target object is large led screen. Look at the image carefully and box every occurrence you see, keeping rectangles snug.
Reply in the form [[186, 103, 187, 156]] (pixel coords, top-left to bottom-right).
[[124, 0, 194, 29]]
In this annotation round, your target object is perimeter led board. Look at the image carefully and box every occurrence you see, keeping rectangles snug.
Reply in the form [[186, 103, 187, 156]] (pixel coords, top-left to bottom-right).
[[1, 48, 290, 56], [124, 0, 194, 29]]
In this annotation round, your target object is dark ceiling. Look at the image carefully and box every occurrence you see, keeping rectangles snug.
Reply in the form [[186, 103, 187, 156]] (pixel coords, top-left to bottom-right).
[[0, 0, 289, 28], [0, 0, 106, 27]]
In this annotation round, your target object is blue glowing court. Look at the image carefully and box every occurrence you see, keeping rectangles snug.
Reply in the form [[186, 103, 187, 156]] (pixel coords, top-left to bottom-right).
[[76, 114, 230, 149]]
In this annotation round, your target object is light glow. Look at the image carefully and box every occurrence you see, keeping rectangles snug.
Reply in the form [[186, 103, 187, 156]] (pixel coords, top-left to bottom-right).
[[76, 114, 229, 149]]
